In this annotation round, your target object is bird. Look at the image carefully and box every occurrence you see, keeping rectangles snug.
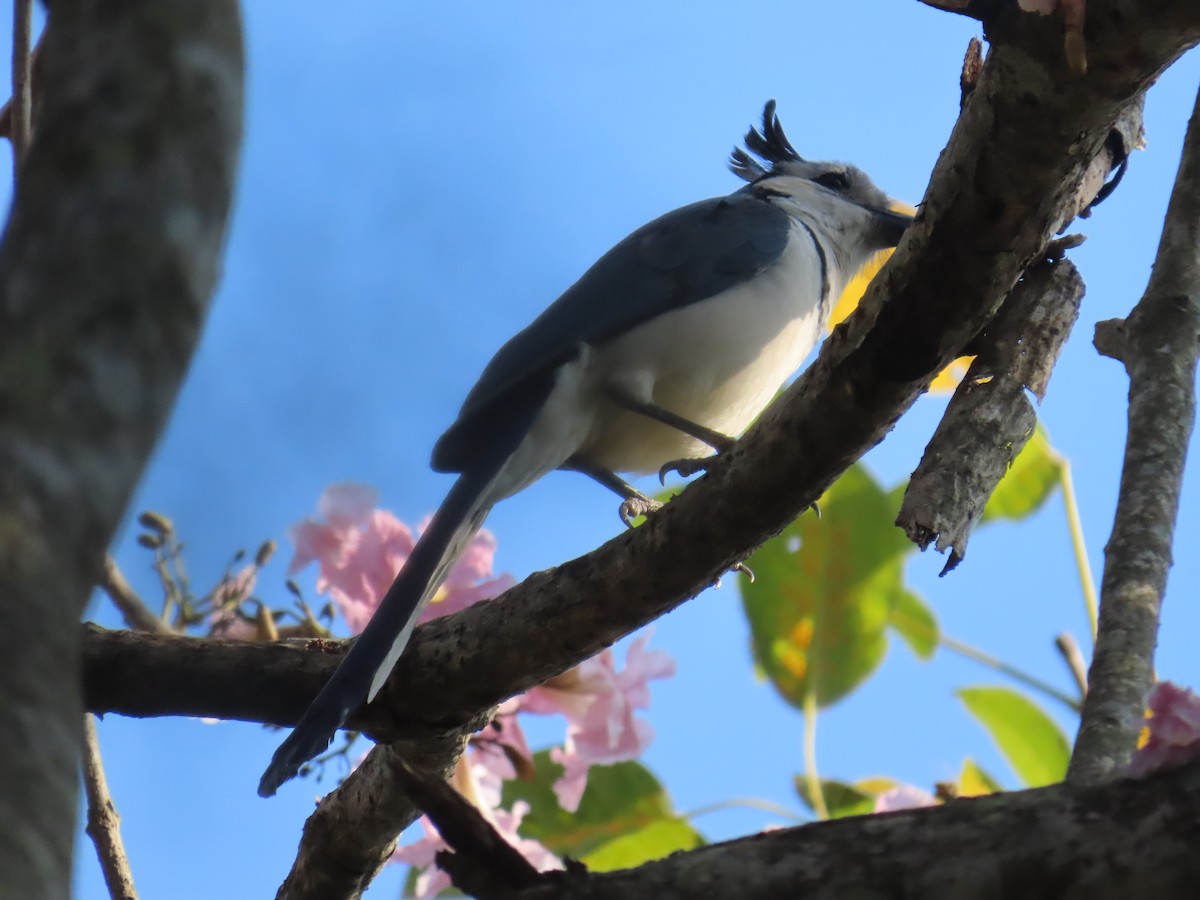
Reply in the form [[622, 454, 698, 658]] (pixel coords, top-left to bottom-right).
[[258, 100, 912, 797]]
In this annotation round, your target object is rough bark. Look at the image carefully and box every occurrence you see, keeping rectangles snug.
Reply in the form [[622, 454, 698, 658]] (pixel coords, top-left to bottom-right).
[[507, 760, 1200, 900], [1068, 83, 1200, 784], [0, 2, 243, 897], [898, 255, 1084, 571]]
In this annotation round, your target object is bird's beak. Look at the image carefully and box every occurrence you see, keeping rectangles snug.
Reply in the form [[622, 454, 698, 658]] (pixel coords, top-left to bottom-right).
[[872, 201, 916, 248]]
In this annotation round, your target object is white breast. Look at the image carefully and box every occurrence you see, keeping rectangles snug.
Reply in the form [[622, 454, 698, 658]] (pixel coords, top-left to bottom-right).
[[578, 221, 837, 474]]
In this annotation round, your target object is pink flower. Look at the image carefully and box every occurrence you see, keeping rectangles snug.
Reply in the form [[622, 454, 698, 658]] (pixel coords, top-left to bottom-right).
[[1126, 681, 1200, 777], [288, 484, 513, 635], [521, 633, 675, 811], [470, 698, 534, 783], [392, 753, 561, 899], [873, 785, 937, 813]]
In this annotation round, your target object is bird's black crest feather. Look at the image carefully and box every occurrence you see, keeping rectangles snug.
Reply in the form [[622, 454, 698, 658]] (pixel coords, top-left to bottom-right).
[[729, 99, 804, 183]]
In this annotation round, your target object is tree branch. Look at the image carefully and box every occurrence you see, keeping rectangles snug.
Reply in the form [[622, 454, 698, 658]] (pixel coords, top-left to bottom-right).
[[897, 253, 1084, 572], [9, 0, 32, 166], [99, 555, 171, 635], [511, 760, 1200, 899], [1068, 81, 1200, 784], [82, 715, 138, 900], [0, 2, 243, 896]]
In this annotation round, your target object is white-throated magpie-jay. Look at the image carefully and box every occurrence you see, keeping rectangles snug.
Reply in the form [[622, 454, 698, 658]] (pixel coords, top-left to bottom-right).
[[258, 100, 912, 796]]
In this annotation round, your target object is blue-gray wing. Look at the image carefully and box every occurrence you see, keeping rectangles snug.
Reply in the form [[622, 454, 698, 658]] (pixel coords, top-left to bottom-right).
[[432, 189, 791, 472]]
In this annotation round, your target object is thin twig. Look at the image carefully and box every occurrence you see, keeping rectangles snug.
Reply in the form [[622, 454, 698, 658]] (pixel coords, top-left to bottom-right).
[[1068, 83, 1200, 784], [10, 0, 32, 167], [1055, 633, 1089, 700], [82, 715, 138, 900], [99, 555, 171, 634], [1058, 461, 1099, 640], [941, 634, 1081, 712], [801, 690, 829, 820]]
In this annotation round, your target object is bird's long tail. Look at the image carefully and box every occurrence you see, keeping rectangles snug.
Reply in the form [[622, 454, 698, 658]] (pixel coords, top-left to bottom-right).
[[258, 385, 554, 797], [257, 468, 496, 797]]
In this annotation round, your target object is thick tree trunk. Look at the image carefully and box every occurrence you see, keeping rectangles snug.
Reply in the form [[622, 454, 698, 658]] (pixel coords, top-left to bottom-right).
[[0, 2, 243, 896]]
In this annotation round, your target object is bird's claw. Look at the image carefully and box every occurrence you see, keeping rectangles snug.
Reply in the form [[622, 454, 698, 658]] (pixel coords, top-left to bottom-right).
[[658, 456, 712, 485], [619, 496, 664, 528], [715, 560, 755, 588]]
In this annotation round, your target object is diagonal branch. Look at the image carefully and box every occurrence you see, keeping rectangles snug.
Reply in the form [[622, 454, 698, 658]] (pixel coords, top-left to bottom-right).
[[0, 3, 243, 896], [1068, 81, 1200, 784], [82, 715, 138, 900]]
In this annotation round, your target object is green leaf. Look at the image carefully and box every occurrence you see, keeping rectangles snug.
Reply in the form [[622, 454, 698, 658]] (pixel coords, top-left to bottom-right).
[[957, 757, 1003, 796], [741, 464, 912, 708], [582, 818, 702, 871], [957, 686, 1070, 787], [982, 426, 1063, 523], [888, 588, 939, 659], [793, 777, 877, 819], [502, 752, 702, 864]]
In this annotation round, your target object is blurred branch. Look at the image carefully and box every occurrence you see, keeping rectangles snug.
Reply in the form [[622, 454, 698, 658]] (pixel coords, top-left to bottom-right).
[[82, 715, 137, 900], [1060, 459, 1100, 638], [1056, 632, 1089, 699], [898, 251, 1083, 573], [99, 555, 171, 635], [508, 759, 1200, 899], [9, 0, 32, 165], [0, 1, 243, 895], [1068, 82, 1200, 784]]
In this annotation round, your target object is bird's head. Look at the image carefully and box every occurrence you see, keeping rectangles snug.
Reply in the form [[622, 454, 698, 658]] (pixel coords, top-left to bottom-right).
[[730, 100, 913, 252]]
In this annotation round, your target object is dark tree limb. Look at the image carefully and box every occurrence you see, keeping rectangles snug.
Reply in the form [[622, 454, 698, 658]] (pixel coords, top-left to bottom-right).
[[1068, 82, 1200, 784], [275, 734, 470, 900], [897, 254, 1084, 572], [391, 758, 542, 899], [510, 760, 1200, 900], [0, 2, 243, 896], [82, 715, 138, 900]]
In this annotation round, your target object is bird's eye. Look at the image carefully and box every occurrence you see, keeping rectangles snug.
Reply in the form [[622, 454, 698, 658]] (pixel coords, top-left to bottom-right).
[[814, 171, 851, 191]]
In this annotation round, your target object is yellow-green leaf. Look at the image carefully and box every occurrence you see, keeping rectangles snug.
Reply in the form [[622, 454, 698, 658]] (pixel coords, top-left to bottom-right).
[[888, 588, 939, 659], [957, 686, 1070, 787], [502, 753, 701, 862], [582, 818, 702, 871], [957, 757, 1003, 796], [982, 426, 1063, 523], [793, 777, 878, 819], [741, 464, 912, 709]]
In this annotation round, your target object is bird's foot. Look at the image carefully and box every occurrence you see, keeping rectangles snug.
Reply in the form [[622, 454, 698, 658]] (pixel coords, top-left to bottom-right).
[[619, 495, 664, 528]]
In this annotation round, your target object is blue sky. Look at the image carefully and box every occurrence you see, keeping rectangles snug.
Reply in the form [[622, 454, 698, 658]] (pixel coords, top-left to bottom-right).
[[40, 3, 1200, 897]]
